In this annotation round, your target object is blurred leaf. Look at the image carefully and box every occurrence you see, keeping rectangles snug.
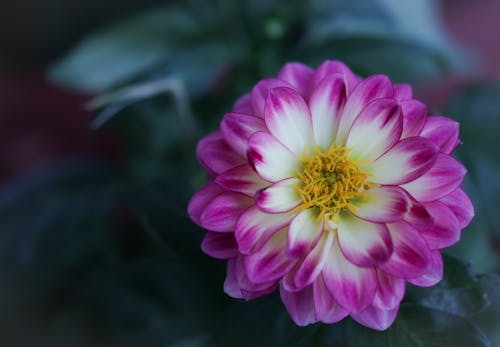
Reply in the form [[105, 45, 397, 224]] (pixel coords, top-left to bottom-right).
[[319, 304, 489, 347], [0, 160, 117, 269], [300, 0, 460, 82], [445, 83, 500, 272], [408, 255, 491, 318], [49, 6, 202, 92]]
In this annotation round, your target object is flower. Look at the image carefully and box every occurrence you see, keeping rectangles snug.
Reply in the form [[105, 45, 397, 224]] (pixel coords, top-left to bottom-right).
[[188, 61, 474, 330]]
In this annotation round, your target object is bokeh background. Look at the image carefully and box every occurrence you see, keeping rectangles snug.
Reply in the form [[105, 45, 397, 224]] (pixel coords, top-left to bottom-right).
[[0, 0, 499, 346]]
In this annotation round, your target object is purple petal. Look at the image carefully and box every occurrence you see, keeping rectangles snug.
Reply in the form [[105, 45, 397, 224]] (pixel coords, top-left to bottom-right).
[[200, 192, 253, 232], [400, 100, 427, 138], [352, 305, 399, 331], [393, 83, 412, 101], [312, 60, 360, 94], [235, 205, 295, 255], [313, 274, 349, 323], [420, 201, 461, 249], [287, 208, 324, 258], [251, 78, 294, 116], [235, 255, 278, 299], [337, 212, 393, 267], [265, 87, 314, 156], [372, 270, 405, 310], [247, 131, 299, 182], [407, 250, 443, 287], [346, 98, 402, 163], [420, 116, 460, 154], [215, 164, 267, 197], [256, 178, 301, 213], [196, 131, 245, 176], [336, 75, 393, 145], [368, 137, 438, 185], [351, 186, 409, 223], [308, 74, 347, 149], [280, 284, 317, 326], [221, 112, 267, 157], [401, 153, 466, 202], [439, 188, 474, 228], [293, 230, 334, 288], [403, 193, 434, 232], [244, 228, 296, 283], [201, 232, 239, 259], [278, 62, 314, 97], [188, 180, 224, 226], [322, 237, 377, 312], [224, 258, 243, 298], [380, 221, 432, 278], [232, 92, 254, 114]]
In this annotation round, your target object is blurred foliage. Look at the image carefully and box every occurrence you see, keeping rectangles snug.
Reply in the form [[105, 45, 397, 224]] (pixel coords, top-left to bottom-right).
[[0, 0, 498, 346]]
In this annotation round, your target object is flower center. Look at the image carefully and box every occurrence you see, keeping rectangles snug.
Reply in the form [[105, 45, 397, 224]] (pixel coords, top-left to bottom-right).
[[295, 146, 371, 221]]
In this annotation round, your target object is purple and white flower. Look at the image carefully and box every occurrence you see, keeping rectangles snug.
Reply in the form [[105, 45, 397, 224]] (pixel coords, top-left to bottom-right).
[[188, 60, 474, 330]]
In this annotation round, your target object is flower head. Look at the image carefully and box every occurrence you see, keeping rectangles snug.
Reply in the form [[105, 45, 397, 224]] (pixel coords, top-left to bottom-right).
[[188, 61, 474, 330]]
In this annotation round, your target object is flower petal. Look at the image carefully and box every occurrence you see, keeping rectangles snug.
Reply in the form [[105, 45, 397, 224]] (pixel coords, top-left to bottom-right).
[[336, 75, 393, 145], [235, 255, 278, 298], [403, 194, 434, 232], [346, 98, 402, 162], [372, 270, 405, 310], [400, 100, 427, 138], [293, 230, 334, 288], [380, 221, 432, 278], [221, 112, 267, 157], [420, 116, 460, 154], [201, 232, 238, 259], [200, 192, 253, 232], [232, 93, 254, 114], [196, 131, 245, 176], [401, 153, 466, 202], [313, 274, 349, 323], [247, 131, 299, 182], [235, 206, 295, 255], [420, 201, 461, 249], [352, 305, 399, 331], [439, 188, 474, 228], [188, 180, 224, 226], [224, 259, 243, 299], [312, 60, 360, 94], [337, 212, 393, 267], [351, 186, 408, 223], [244, 228, 296, 283], [287, 208, 324, 257], [393, 83, 412, 101], [309, 74, 347, 150], [407, 250, 443, 287], [256, 178, 301, 213], [215, 164, 267, 197], [278, 62, 314, 97], [251, 78, 294, 116], [265, 87, 314, 156], [368, 137, 438, 185], [322, 236, 377, 312], [280, 284, 316, 326]]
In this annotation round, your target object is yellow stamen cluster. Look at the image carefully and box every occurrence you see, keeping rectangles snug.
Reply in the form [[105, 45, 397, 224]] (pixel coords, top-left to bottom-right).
[[296, 146, 371, 221]]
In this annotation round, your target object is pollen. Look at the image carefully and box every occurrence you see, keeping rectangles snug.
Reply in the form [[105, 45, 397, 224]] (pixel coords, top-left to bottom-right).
[[295, 146, 372, 221]]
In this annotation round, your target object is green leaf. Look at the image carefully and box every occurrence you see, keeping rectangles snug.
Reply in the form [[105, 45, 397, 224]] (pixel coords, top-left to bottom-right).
[[300, 0, 460, 82], [49, 6, 200, 92], [444, 83, 500, 272], [318, 304, 489, 347], [407, 255, 490, 318]]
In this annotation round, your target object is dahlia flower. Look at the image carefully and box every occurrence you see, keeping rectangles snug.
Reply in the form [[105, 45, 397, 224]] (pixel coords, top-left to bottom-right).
[[188, 61, 474, 330]]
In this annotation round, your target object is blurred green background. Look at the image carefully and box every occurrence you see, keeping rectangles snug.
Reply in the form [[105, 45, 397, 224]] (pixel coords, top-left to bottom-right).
[[0, 0, 499, 346]]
